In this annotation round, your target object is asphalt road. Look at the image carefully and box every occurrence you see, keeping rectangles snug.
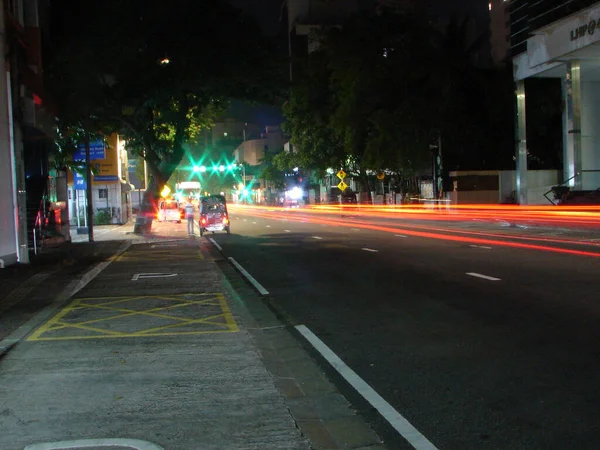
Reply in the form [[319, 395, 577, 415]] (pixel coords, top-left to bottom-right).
[[208, 206, 600, 450]]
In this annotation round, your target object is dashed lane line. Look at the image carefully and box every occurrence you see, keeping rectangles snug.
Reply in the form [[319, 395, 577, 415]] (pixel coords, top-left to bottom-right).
[[395, 234, 407, 238], [312, 236, 323, 240], [470, 244, 492, 250], [362, 248, 379, 253], [228, 258, 269, 296], [296, 325, 439, 450], [284, 230, 291, 233], [466, 272, 501, 281], [209, 238, 223, 251]]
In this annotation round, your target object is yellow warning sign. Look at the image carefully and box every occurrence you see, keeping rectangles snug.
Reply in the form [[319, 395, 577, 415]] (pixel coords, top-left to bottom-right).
[[336, 170, 347, 180], [337, 181, 348, 191]]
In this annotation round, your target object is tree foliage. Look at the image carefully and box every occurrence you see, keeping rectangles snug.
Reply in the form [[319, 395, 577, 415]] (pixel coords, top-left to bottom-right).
[[47, 0, 285, 220], [281, 9, 515, 188]]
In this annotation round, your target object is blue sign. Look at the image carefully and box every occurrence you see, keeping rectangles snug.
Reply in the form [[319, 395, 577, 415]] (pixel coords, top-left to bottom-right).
[[74, 171, 86, 190], [73, 140, 105, 161]]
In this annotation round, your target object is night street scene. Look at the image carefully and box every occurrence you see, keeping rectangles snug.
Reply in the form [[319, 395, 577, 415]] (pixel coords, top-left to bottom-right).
[[1, 0, 600, 449]]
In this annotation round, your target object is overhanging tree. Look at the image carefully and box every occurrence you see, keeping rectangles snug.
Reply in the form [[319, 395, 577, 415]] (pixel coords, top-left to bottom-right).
[[47, 0, 285, 232]]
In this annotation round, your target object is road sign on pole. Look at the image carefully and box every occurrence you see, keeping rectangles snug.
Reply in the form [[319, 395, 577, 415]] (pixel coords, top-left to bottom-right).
[[337, 181, 348, 191], [336, 170, 347, 180]]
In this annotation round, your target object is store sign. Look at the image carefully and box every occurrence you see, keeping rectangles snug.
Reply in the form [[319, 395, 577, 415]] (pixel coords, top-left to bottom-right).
[[73, 140, 105, 160], [570, 19, 600, 41]]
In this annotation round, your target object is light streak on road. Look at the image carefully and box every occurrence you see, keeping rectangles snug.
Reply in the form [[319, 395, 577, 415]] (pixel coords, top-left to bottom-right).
[[231, 207, 600, 258], [230, 203, 600, 230]]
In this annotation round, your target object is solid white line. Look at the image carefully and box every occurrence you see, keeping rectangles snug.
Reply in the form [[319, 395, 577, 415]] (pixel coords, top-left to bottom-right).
[[395, 234, 407, 238], [362, 248, 379, 252], [466, 272, 501, 281], [228, 257, 270, 296], [295, 325, 439, 450], [209, 238, 222, 251], [313, 236, 323, 240], [469, 245, 492, 250]]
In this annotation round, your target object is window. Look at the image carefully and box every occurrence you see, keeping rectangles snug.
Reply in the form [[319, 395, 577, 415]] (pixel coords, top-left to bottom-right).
[[99, 189, 108, 199]]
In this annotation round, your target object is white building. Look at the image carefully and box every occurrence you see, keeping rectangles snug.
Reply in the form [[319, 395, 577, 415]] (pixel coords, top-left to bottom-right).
[[512, 1, 600, 203]]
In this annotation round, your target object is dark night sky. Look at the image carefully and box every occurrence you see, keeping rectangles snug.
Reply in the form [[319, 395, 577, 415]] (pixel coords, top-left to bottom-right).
[[226, 0, 489, 35]]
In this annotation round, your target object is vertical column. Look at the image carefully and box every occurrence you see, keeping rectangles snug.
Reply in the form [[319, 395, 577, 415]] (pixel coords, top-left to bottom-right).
[[564, 60, 583, 189], [515, 80, 528, 205]]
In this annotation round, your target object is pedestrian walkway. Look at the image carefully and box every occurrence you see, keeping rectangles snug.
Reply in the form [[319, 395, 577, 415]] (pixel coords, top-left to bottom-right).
[[0, 235, 386, 450]]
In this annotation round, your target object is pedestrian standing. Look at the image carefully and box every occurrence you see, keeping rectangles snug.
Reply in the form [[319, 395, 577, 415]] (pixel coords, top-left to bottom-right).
[[185, 201, 195, 235]]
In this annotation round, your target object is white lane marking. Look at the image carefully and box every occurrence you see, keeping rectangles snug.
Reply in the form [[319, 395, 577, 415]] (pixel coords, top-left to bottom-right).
[[209, 238, 222, 251], [312, 236, 323, 240], [131, 273, 177, 281], [362, 248, 379, 252], [466, 272, 501, 281], [266, 225, 272, 228], [469, 244, 492, 250], [351, 228, 360, 231], [25, 438, 164, 449], [151, 244, 178, 248], [284, 230, 291, 233], [295, 325, 439, 450], [252, 221, 257, 224], [395, 234, 407, 238], [243, 219, 247, 222], [228, 257, 270, 296]]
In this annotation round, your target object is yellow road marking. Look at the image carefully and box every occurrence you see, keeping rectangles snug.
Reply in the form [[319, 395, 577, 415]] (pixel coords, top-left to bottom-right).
[[27, 293, 237, 341]]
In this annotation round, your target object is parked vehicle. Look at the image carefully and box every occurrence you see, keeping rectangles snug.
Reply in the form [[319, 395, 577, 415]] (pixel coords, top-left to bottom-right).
[[157, 198, 182, 223], [199, 195, 230, 236]]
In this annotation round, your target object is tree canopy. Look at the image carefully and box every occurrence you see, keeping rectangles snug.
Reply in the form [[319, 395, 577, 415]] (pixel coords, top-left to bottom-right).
[[278, 9, 514, 191], [47, 0, 286, 218]]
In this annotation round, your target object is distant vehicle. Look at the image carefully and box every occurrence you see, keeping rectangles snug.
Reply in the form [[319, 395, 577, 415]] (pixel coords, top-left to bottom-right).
[[199, 195, 230, 236], [157, 198, 182, 223]]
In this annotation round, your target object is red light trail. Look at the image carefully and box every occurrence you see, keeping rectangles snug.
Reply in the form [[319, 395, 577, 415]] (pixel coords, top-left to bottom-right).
[[229, 204, 600, 258]]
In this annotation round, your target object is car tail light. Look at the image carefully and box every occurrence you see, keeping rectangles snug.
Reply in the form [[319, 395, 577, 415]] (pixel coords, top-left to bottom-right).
[[223, 217, 229, 224], [201, 218, 206, 224]]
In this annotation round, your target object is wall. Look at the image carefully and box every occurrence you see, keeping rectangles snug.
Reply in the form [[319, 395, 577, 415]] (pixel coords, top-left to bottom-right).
[[0, 28, 17, 266], [449, 190, 500, 204], [581, 80, 600, 189]]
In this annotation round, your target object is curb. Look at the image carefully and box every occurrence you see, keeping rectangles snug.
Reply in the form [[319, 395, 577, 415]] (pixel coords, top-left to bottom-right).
[[0, 241, 132, 359]]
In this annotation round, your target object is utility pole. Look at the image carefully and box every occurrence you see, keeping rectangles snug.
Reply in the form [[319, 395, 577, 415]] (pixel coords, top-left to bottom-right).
[[84, 133, 94, 242]]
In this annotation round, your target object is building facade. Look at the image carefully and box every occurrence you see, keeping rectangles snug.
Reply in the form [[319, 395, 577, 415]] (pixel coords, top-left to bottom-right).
[[67, 134, 133, 228], [0, 0, 56, 267], [511, 0, 600, 203], [489, 0, 511, 66]]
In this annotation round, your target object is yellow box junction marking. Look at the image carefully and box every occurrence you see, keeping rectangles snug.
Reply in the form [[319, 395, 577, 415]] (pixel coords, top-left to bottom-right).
[[27, 293, 238, 341]]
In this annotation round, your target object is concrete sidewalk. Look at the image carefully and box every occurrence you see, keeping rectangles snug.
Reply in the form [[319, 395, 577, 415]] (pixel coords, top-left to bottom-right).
[[0, 236, 386, 450]]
